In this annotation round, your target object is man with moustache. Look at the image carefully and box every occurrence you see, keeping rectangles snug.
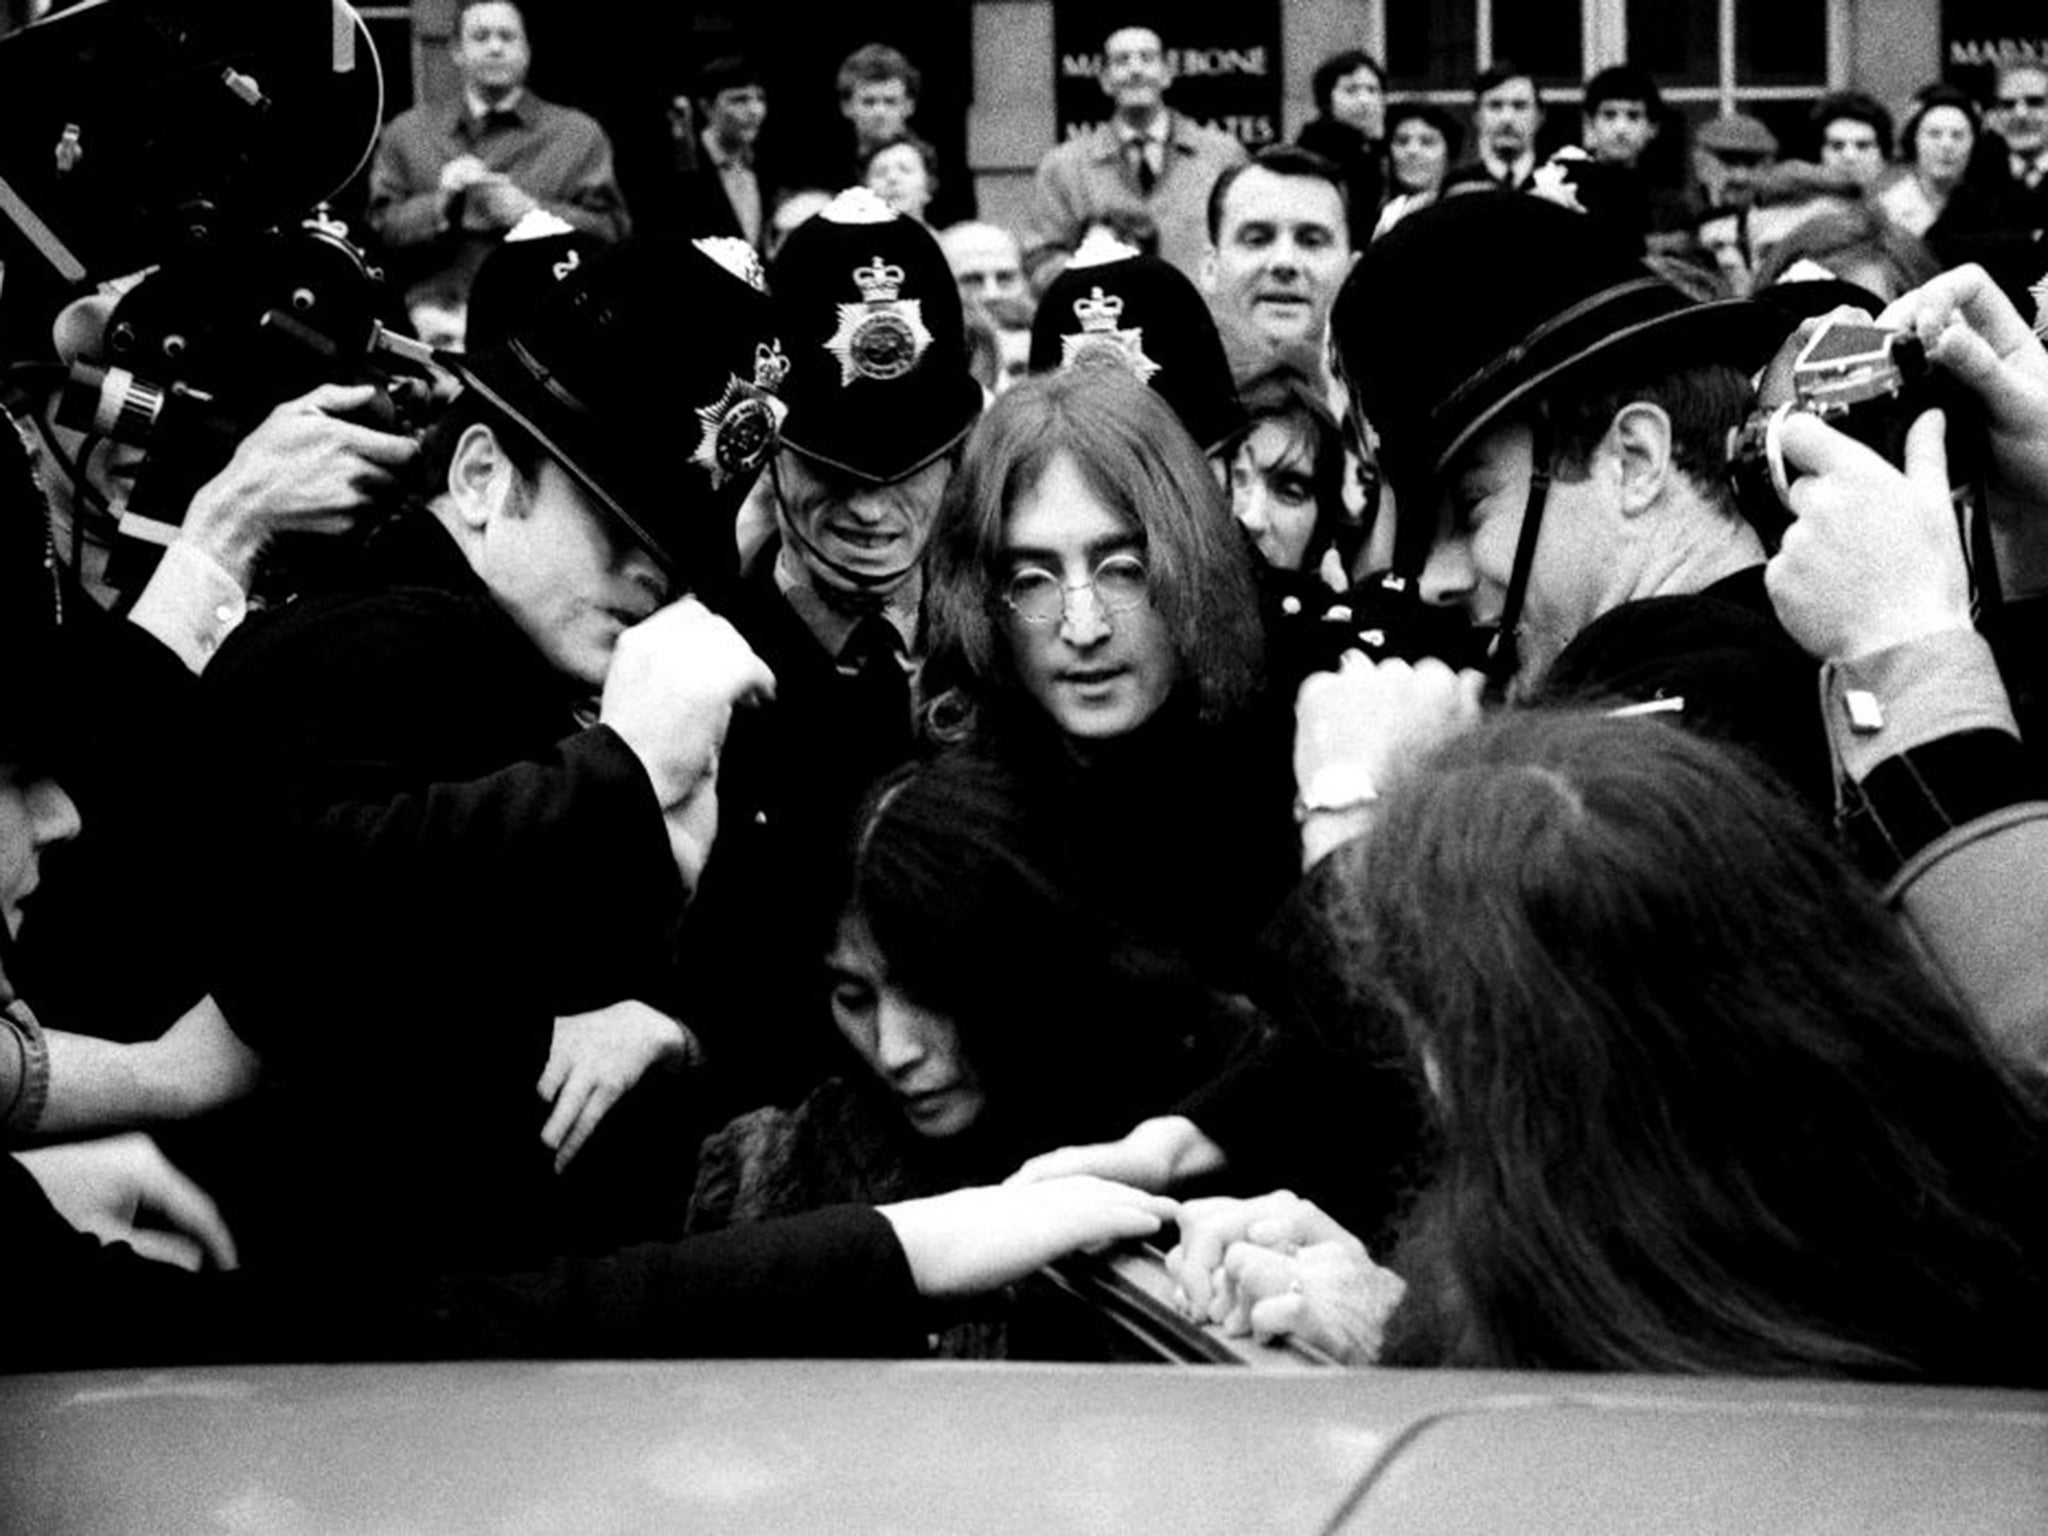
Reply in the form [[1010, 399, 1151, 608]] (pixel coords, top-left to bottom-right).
[[1443, 61, 1545, 193]]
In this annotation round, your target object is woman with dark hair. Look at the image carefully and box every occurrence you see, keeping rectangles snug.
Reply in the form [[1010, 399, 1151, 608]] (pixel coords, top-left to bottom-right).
[[1171, 710, 2048, 1386], [1875, 84, 2035, 303], [687, 752, 1247, 1239], [1227, 350, 1374, 688], [1872, 81, 2032, 251], [1229, 353, 1353, 579], [1297, 48, 1388, 248], [863, 132, 941, 225], [922, 365, 1296, 996], [1373, 102, 1463, 237]]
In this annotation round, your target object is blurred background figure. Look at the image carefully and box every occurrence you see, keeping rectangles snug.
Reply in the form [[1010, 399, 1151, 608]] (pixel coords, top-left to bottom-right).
[[1748, 199, 1939, 302], [940, 221, 1029, 306], [1022, 21, 1245, 290], [1296, 48, 1387, 251], [864, 132, 941, 225], [1809, 90, 1894, 189], [1876, 84, 1982, 238], [1693, 111, 1779, 212], [961, 294, 1035, 403], [1444, 61, 1543, 192], [835, 42, 974, 227], [367, 1, 628, 310], [655, 53, 776, 253], [1373, 103, 1461, 238]]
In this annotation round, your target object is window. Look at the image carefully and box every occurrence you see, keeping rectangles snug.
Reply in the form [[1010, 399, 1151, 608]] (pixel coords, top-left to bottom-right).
[[1384, 0, 1838, 151]]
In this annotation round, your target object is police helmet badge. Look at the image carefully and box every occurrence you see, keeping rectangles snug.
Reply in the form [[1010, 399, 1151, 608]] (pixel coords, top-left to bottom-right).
[[1059, 286, 1160, 383], [692, 338, 791, 488], [824, 255, 933, 386]]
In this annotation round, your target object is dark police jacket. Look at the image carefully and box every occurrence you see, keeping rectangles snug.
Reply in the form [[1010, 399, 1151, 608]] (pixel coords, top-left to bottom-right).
[[198, 509, 693, 1272]]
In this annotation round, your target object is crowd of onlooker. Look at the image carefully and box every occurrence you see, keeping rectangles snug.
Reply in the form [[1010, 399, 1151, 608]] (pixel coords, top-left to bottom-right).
[[1, 2, 2045, 1387]]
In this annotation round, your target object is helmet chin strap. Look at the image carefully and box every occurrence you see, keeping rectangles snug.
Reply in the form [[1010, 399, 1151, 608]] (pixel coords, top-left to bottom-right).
[[1482, 415, 1553, 700], [771, 455, 924, 596]]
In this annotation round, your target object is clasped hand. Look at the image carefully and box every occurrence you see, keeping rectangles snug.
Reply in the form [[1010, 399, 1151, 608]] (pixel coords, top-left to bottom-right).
[[1166, 1191, 1406, 1364]]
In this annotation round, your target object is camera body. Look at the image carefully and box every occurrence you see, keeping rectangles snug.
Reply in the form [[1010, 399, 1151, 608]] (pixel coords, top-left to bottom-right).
[[1728, 314, 1980, 548], [1268, 567, 1495, 681], [54, 214, 439, 549]]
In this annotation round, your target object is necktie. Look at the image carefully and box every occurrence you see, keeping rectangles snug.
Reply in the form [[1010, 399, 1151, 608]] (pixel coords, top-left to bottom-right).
[[1130, 139, 1157, 195], [843, 615, 912, 751]]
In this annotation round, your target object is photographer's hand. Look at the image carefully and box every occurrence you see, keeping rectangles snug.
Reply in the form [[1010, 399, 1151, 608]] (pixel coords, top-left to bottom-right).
[[1293, 652, 1484, 868], [1879, 264, 2048, 594], [178, 382, 419, 590], [1765, 408, 1972, 662]]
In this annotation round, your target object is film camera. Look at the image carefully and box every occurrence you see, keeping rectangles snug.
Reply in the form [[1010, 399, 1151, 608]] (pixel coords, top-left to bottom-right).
[[1268, 567, 1494, 684], [0, 0, 439, 588], [1728, 312, 1986, 553]]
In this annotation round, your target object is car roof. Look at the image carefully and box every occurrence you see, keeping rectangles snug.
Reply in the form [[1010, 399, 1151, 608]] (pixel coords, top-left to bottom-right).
[[4, 1361, 2044, 1533]]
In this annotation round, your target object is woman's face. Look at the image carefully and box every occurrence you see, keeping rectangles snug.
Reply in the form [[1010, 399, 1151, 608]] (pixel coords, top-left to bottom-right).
[[1390, 117, 1450, 194], [1229, 418, 1322, 571], [999, 451, 1181, 743], [0, 766, 80, 941], [865, 143, 934, 221], [1914, 106, 1974, 184], [1329, 67, 1386, 138], [828, 912, 985, 1139]]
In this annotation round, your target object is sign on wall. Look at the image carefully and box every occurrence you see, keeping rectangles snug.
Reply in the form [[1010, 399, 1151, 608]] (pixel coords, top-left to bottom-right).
[[1944, 0, 2048, 85], [1052, 5, 1281, 150]]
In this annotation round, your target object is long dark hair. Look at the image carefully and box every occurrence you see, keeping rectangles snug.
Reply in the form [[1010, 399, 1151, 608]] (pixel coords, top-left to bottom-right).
[[839, 751, 1248, 1150], [1327, 710, 2048, 1383], [1232, 351, 1357, 574], [923, 366, 1266, 740]]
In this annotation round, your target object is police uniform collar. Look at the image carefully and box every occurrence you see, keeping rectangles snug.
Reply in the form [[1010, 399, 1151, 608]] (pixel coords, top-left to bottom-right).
[[771, 538, 920, 656]]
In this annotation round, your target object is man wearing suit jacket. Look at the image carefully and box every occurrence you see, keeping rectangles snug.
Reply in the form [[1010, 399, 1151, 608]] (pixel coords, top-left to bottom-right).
[[1440, 62, 1546, 196], [1022, 23, 1246, 291]]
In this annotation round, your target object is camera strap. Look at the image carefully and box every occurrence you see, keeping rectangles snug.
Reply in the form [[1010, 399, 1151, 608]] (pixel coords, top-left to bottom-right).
[[1484, 416, 1555, 692]]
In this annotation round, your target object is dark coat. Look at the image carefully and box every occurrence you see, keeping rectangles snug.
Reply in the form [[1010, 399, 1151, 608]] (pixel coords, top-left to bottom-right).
[[673, 550, 921, 1109], [0, 1154, 923, 1371], [1296, 117, 1385, 251], [197, 510, 695, 1271], [639, 137, 785, 253], [1532, 564, 1832, 820], [13, 582, 212, 1039]]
